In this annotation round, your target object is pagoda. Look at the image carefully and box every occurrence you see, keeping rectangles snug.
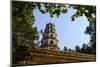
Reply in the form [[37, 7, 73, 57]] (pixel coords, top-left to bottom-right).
[[40, 23, 59, 51]]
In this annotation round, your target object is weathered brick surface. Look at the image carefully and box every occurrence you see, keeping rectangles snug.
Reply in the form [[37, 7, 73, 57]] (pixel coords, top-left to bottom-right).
[[13, 48, 96, 65]]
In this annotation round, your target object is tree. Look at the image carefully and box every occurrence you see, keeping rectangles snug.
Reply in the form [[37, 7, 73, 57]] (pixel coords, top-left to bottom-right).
[[81, 43, 88, 53], [75, 45, 80, 52], [76, 43, 94, 54], [67, 48, 75, 52], [70, 5, 96, 55], [63, 46, 68, 52], [12, 1, 38, 48], [12, 1, 68, 47], [85, 21, 96, 55], [70, 5, 96, 22]]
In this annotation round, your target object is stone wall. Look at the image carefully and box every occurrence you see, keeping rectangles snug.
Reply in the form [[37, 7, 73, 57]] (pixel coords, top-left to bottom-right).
[[13, 47, 96, 66]]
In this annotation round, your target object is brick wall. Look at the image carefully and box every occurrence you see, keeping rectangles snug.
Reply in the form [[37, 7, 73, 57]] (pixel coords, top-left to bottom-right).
[[13, 47, 96, 65]]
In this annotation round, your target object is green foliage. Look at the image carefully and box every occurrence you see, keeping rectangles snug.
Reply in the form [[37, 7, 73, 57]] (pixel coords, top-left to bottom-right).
[[12, 1, 68, 47], [84, 17, 96, 55], [85, 21, 96, 54], [67, 48, 75, 52], [75, 43, 95, 55], [12, 1, 38, 41], [81, 44, 88, 53], [75, 45, 80, 52], [70, 5, 96, 23], [39, 3, 68, 17], [63, 46, 68, 52], [70, 5, 96, 55]]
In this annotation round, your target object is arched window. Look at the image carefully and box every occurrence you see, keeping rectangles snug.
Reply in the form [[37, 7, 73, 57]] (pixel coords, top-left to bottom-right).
[[51, 34, 53, 37], [50, 40, 53, 44], [50, 29, 53, 32]]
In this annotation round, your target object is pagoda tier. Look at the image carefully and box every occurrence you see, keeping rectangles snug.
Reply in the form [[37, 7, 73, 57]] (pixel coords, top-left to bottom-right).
[[40, 23, 59, 51]]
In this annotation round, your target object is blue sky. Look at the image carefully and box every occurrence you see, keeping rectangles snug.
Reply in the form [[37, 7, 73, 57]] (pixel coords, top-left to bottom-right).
[[32, 6, 90, 50]]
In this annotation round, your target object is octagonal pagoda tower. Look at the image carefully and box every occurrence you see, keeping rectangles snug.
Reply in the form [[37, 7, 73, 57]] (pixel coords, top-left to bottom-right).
[[40, 23, 59, 51]]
